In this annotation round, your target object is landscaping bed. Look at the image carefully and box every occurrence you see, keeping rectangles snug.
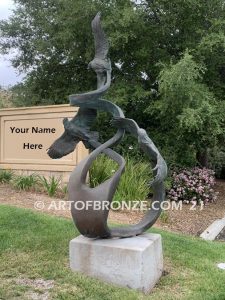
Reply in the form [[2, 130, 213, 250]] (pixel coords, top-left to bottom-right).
[[157, 179, 225, 236], [0, 179, 224, 237]]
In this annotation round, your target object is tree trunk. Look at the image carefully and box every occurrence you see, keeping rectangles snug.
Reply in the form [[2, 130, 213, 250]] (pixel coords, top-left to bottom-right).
[[196, 150, 209, 168]]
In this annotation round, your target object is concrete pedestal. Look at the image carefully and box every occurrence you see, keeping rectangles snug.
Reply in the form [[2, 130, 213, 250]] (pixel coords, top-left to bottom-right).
[[69, 233, 163, 293]]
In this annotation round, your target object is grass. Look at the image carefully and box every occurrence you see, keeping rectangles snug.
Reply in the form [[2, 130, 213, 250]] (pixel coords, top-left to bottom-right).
[[0, 205, 225, 299]]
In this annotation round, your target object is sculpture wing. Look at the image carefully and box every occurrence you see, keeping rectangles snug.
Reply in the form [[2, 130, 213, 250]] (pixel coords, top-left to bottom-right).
[[92, 12, 109, 59], [111, 117, 139, 138], [47, 132, 80, 159], [71, 107, 97, 129], [47, 108, 97, 159]]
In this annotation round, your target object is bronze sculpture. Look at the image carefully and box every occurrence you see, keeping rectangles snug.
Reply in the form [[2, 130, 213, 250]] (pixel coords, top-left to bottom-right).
[[48, 12, 167, 238]]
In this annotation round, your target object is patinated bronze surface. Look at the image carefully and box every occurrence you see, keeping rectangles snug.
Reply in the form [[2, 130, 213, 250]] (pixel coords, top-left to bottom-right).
[[48, 12, 167, 238]]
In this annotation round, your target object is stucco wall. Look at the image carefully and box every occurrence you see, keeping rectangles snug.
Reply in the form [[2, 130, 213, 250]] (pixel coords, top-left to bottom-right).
[[0, 104, 88, 182]]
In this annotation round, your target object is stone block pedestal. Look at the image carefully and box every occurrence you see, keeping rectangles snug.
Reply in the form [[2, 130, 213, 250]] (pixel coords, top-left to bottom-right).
[[69, 233, 163, 293]]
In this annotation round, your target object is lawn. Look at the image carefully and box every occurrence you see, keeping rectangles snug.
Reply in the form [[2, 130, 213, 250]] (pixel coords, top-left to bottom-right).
[[0, 205, 225, 300]]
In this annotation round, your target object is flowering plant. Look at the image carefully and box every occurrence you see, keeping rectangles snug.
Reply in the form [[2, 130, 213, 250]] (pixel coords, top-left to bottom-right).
[[168, 167, 218, 204]]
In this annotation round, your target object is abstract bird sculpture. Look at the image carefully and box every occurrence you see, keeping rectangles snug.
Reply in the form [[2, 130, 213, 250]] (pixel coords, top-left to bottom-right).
[[48, 12, 167, 238], [88, 12, 111, 88]]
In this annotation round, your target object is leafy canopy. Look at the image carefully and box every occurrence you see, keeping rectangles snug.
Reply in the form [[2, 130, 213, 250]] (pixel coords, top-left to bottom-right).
[[1, 0, 225, 169]]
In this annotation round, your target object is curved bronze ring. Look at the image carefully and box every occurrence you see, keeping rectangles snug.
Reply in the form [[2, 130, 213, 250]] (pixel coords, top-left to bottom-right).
[[48, 12, 167, 238]]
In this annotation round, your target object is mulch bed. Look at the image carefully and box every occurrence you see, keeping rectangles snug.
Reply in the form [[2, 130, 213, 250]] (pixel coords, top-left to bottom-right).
[[156, 180, 225, 236], [0, 180, 224, 237]]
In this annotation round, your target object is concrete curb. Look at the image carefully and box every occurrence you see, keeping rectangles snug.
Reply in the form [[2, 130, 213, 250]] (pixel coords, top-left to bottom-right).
[[200, 216, 225, 241]]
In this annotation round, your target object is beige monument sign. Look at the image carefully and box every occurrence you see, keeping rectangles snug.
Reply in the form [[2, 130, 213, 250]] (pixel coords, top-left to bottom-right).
[[0, 104, 88, 182]]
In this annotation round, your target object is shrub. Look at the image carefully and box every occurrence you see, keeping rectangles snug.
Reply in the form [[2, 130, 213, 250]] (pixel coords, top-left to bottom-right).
[[114, 158, 151, 202], [61, 185, 68, 195], [89, 155, 152, 202], [0, 88, 13, 108], [89, 155, 117, 188], [208, 147, 225, 179], [168, 167, 217, 205], [39, 176, 61, 197], [0, 170, 14, 183], [159, 211, 169, 224], [13, 174, 38, 191]]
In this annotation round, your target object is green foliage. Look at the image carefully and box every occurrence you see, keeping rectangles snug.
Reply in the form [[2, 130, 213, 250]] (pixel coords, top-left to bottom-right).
[[0, 170, 14, 183], [158, 52, 207, 111], [89, 155, 152, 202], [208, 147, 225, 179], [159, 211, 169, 224], [13, 174, 39, 191], [148, 52, 224, 167], [0, 88, 13, 108], [61, 185, 68, 195], [1, 0, 225, 170], [2, 0, 225, 105], [39, 175, 61, 197], [89, 154, 116, 188], [1, 0, 136, 105], [114, 158, 151, 202]]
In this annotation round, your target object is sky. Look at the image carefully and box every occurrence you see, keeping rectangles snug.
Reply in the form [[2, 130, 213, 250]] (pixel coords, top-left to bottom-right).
[[0, 0, 24, 88]]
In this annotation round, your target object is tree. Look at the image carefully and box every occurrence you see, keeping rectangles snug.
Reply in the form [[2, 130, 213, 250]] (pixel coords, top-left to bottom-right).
[[147, 52, 224, 167], [0, 87, 13, 108], [0, 0, 140, 104], [1, 0, 225, 169]]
